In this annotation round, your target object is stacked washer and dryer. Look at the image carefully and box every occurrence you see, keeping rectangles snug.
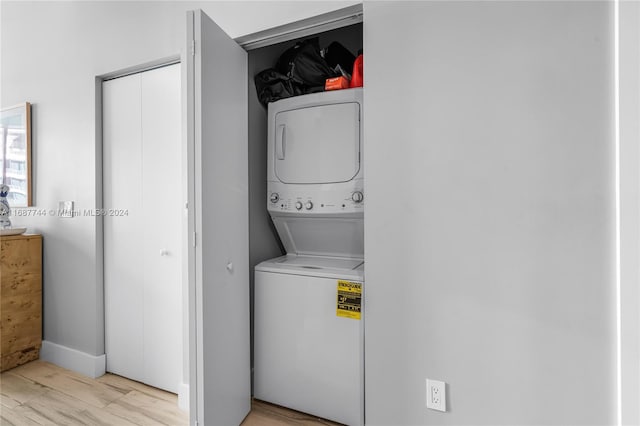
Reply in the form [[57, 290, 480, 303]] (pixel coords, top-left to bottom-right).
[[254, 88, 364, 426]]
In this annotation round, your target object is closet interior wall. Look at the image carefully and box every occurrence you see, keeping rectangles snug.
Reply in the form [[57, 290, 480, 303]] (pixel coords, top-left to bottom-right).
[[246, 22, 364, 381]]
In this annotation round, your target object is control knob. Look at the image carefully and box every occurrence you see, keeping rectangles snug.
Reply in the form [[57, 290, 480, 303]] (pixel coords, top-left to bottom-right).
[[352, 191, 364, 203], [269, 193, 279, 203], [295, 201, 303, 210], [305, 201, 313, 210]]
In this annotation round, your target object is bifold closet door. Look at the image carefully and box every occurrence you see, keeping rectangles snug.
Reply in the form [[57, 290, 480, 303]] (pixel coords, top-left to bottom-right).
[[103, 63, 182, 393]]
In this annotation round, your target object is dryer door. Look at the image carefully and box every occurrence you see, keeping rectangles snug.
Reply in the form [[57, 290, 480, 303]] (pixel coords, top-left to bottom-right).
[[275, 102, 360, 184]]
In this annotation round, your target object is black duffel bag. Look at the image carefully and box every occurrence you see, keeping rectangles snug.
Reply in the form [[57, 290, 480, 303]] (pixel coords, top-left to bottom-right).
[[254, 68, 302, 106], [276, 38, 338, 91]]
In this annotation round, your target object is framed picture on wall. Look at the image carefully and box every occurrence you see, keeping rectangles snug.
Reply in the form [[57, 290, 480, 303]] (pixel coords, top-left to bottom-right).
[[0, 103, 32, 207]]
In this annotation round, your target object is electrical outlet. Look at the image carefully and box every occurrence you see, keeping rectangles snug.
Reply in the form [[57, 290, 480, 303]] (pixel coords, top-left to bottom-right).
[[426, 379, 446, 412]]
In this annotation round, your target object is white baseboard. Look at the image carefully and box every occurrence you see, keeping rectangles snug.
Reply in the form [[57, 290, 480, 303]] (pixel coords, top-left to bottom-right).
[[40, 340, 106, 378], [178, 382, 189, 412]]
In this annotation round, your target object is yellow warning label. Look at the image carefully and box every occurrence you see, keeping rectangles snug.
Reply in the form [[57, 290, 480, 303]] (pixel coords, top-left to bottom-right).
[[337, 280, 362, 320]]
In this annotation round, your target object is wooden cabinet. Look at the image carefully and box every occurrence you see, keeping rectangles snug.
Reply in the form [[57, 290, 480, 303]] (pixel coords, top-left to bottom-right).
[[1, 234, 42, 372]]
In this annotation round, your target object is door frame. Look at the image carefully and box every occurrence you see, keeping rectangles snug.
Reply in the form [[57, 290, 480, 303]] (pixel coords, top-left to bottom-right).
[[234, 3, 362, 51], [618, 0, 640, 424]]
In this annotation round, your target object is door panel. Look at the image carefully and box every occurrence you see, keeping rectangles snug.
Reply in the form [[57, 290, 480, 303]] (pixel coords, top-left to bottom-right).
[[187, 9, 250, 426], [103, 73, 144, 383], [140, 63, 182, 393], [274, 103, 360, 184]]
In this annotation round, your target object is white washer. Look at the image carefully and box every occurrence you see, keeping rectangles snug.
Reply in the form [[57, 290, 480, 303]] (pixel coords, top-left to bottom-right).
[[254, 255, 364, 426]]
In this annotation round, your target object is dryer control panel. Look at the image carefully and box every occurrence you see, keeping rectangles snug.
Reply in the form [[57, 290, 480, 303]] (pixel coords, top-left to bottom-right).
[[267, 182, 364, 214]]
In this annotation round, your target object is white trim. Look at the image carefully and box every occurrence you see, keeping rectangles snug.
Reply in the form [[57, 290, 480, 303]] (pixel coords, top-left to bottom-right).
[[178, 382, 190, 412], [186, 11, 201, 423], [618, 0, 640, 424], [101, 56, 180, 82], [40, 340, 106, 378], [234, 4, 362, 50], [614, 0, 621, 425]]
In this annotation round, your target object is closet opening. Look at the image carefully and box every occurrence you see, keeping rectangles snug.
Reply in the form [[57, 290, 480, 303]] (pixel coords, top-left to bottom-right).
[[245, 20, 364, 426]]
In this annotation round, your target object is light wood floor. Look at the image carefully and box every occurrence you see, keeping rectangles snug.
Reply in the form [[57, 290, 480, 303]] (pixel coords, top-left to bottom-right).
[[0, 360, 340, 426]]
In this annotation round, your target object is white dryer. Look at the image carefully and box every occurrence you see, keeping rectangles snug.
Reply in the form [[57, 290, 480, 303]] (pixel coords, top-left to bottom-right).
[[254, 88, 364, 426]]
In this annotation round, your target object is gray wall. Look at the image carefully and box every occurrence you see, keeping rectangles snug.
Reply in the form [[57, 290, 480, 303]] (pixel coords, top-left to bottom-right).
[[0, 0, 356, 359], [363, 2, 617, 424]]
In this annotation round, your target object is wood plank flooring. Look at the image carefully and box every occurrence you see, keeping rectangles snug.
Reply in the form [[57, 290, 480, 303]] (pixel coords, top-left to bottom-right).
[[243, 400, 340, 426], [0, 361, 341, 425]]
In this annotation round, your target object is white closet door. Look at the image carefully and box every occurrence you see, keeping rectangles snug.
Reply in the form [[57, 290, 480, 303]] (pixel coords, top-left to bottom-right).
[[104, 63, 182, 394]]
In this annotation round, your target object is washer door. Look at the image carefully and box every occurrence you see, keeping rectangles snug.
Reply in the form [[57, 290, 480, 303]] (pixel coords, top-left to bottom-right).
[[274, 102, 360, 184]]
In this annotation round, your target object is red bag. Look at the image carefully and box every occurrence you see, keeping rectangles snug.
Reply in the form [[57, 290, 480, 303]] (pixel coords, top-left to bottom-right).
[[350, 54, 363, 88]]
